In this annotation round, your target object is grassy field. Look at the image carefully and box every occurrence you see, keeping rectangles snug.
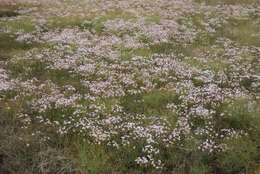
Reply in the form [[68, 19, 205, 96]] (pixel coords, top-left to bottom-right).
[[0, 0, 259, 173]]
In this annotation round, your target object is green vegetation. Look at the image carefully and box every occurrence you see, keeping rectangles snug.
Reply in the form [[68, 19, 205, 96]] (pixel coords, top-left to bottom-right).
[[0, 1, 259, 174]]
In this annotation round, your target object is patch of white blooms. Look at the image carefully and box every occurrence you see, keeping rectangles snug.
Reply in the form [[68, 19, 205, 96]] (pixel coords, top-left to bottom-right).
[[0, 68, 14, 92], [2, 0, 260, 170]]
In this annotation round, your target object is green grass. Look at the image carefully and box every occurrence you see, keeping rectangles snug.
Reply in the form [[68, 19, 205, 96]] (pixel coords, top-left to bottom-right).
[[224, 19, 260, 47], [0, 3, 27, 18], [179, 12, 260, 47], [0, 17, 36, 33], [0, 33, 36, 61], [145, 14, 161, 24], [0, 33, 34, 50], [0, 105, 78, 174], [217, 98, 260, 131], [216, 137, 259, 174], [7, 58, 85, 92], [119, 47, 152, 60], [47, 16, 85, 29], [75, 141, 111, 174], [121, 90, 179, 118], [1, 1, 260, 174], [0, 9, 19, 18], [47, 9, 135, 34]]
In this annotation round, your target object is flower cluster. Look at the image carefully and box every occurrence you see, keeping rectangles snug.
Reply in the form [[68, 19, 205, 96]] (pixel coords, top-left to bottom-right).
[[1, 0, 259, 171]]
